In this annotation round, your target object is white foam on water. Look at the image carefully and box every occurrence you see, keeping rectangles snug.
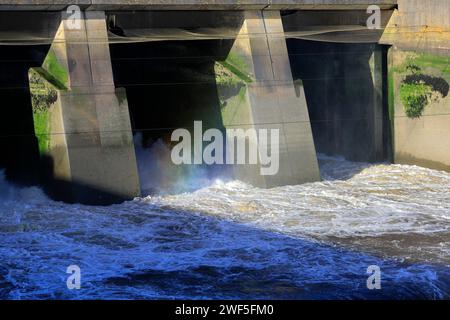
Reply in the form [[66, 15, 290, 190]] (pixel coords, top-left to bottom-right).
[[142, 156, 450, 264], [0, 155, 449, 299]]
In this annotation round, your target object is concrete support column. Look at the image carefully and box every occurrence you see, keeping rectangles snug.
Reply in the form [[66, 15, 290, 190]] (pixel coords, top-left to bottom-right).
[[29, 10, 140, 203], [216, 10, 320, 187]]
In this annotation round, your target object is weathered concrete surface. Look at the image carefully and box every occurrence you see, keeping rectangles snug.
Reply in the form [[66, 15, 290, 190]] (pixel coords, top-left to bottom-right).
[[269, 0, 396, 10], [0, 1, 397, 11], [389, 49, 450, 172], [110, 10, 243, 29], [90, 0, 268, 10], [216, 11, 320, 187], [382, 0, 450, 173], [0, 1, 91, 11], [30, 10, 140, 204], [287, 39, 390, 162], [282, 9, 394, 43], [380, 0, 450, 54]]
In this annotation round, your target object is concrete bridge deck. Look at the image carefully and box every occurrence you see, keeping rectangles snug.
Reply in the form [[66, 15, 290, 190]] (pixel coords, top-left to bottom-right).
[[0, 1, 397, 11]]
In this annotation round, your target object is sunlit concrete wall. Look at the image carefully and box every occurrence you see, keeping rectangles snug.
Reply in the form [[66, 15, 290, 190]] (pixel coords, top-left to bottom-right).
[[381, 0, 450, 172], [216, 11, 320, 187]]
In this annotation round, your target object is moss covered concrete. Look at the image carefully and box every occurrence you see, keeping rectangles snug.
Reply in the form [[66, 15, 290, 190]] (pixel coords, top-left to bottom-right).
[[28, 67, 61, 155], [391, 48, 450, 172], [42, 51, 69, 90]]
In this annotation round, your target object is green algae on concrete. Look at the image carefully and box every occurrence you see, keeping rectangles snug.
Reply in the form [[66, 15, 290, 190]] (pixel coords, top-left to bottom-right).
[[29, 67, 61, 155], [214, 56, 253, 126], [392, 48, 450, 173], [214, 50, 254, 124], [399, 82, 432, 118], [216, 51, 253, 85], [42, 51, 69, 90], [33, 111, 51, 154], [392, 50, 449, 119]]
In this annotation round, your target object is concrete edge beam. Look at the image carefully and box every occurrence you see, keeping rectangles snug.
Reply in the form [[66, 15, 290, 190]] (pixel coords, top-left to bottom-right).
[[0, 1, 91, 10], [0, 1, 397, 11], [269, 0, 397, 10], [87, 0, 269, 11]]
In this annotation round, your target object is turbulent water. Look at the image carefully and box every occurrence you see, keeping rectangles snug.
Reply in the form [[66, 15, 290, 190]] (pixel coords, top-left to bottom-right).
[[0, 155, 449, 299]]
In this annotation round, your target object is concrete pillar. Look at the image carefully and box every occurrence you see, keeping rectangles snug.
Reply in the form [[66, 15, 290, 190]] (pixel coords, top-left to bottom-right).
[[29, 11, 140, 204], [215, 11, 320, 187]]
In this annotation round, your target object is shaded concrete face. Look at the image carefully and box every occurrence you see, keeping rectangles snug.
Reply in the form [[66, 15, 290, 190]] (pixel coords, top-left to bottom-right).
[[109, 10, 239, 153], [281, 7, 392, 163], [110, 39, 228, 144], [0, 12, 58, 185], [0, 45, 49, 184], [286, 39, 390, 162]]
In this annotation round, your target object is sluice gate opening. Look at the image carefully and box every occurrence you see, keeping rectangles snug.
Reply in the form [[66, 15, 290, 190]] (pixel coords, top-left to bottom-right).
[[0, 7, 411, 203]]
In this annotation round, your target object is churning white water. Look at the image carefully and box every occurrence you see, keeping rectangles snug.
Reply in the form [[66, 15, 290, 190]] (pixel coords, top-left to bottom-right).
[[0, 154, 449, 299], [145, 155, 450, 266]]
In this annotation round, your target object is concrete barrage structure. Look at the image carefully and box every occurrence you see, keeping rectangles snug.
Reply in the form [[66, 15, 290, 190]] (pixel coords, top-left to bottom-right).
[[0, 0, 448, 204]]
